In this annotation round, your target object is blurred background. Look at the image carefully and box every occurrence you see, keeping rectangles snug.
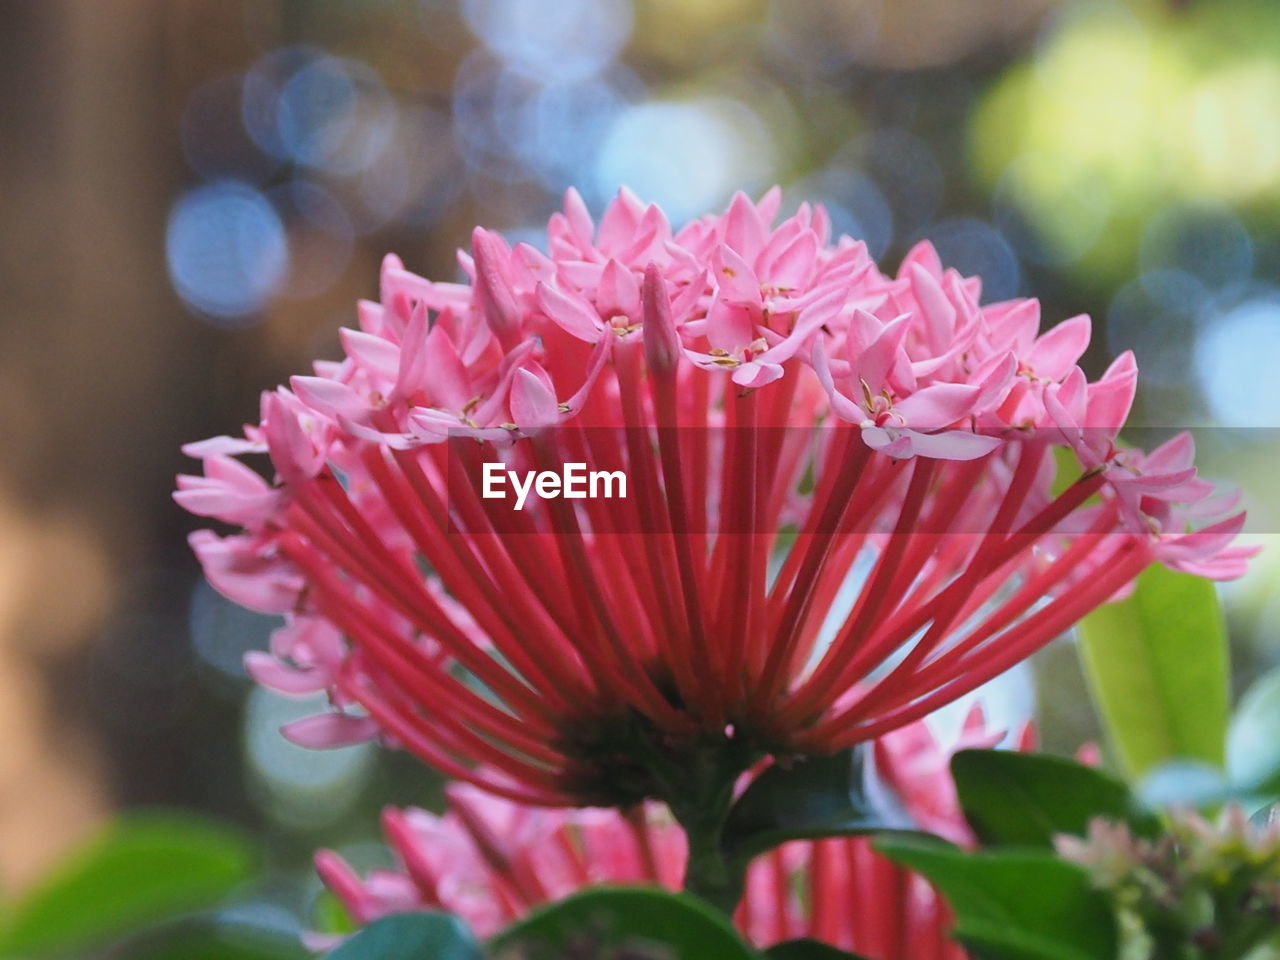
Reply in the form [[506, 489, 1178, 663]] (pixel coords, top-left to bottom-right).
[[3, 0, 1280, 950]]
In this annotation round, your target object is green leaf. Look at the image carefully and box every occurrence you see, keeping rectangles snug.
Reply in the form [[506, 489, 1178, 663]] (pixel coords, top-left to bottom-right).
[[874, 836, 1117, 960], [951, 749, 1157, 848], [1227, 664, 1280, 797], [325, 913, 482, 960], [489, 887, 757, 960], [0, 813, 257, 957], [764, 939, 873, 960], [1076, 563, 1229, 780], [312, 889, 357, 938], [722, 747, 915, 862]]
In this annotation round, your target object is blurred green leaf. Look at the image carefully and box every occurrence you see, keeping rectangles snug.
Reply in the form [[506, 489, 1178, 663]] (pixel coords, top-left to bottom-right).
[[1076, 563, 1229, 780], [0, 813, 257, 958], [1049, 446, 1083, 498], [324, 913, 481, 960], [952, 749, 1157, 848], [1227, 663, 1280, 798], [122, 920, 310, 960], [874, 836, 1117, 960], [722, 747, 914, 863], [764, 939, 872, 960], [1137, 758, 1235, 809], [312, 889, 357, 938], [489, 887, 757, 960]]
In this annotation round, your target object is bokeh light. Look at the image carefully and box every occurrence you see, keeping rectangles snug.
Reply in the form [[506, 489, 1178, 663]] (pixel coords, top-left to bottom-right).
[[244, 688, 375, 831], [165, 181, 288, 321], [276, 56, 396, 176], [462, 0, 633, 82], [1196, 290, 1280, 427], [593, 97, 775, 224], [972, 0, 1280, 286], [922, 218, 1022, 304]]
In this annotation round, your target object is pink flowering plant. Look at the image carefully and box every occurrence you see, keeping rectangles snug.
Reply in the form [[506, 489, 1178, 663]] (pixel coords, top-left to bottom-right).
[[173, 190, 1278, 960]]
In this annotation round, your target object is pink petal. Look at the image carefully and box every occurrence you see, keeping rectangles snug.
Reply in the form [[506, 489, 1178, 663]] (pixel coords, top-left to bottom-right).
[[181, 435, 265, 458], [536, 282, 604, 342], [812, 343, 864, 423], [290, 376, 367, 423], [283, 712, 380, 748], [562, 187, 595, 250], [596, 259, 641, 319], [340, 328, 401, 382], [1025, 314, 1091, 381], [244, 651, 331, 696], [1085, 350, 1138, 431], [721, 190, 767, 264], [906, 429, 1002, 461], [852, 312, 910, 398], [894, 382, 982, 430], [764, 229, 818, 291], [909, 264, 956, 351], [509, 368, 561, 429], [898, 240, 943, 280], [713, 244, 762, 307], [420, 324, 473, 411], [983, 297, 1041, 354]]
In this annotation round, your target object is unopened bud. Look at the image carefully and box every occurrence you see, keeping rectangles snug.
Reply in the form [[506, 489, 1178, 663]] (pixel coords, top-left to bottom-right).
[[642, 263, 681, 376]]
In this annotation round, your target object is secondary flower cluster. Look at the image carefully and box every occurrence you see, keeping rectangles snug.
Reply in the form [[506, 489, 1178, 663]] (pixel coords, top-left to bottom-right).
[[311, 707, 1021, 959], [1057, 807, 1280, 957], [177, 188, 1251, 806]]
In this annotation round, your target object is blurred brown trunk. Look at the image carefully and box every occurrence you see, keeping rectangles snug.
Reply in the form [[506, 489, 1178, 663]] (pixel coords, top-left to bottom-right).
[[0, 0, 197, 891]]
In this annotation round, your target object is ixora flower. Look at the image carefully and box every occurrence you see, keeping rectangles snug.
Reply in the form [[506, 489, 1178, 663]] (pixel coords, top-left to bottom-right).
[[177, 188, 1251, 898], [311, 708, 1021, 959]]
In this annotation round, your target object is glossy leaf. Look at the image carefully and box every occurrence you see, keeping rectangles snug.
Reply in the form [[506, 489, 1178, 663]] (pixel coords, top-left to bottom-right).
[[874, 836, 1117, 960], [1076, 563, 1229, 780], [325, 913, 482, 960], [951, 749, 1157, 847], [722, 747, 915, 862], [0, 814, 257, 957], [764, 939, 873, 960], [489, 886, 757, 960]]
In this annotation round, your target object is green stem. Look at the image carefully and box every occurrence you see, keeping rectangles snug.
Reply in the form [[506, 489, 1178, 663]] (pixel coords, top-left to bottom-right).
[[677, 799, 744, 914], [664, 754, 747, 915]]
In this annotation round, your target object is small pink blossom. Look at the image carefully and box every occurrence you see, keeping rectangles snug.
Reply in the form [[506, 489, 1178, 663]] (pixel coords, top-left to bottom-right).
[[315, 711, 1020, 959]]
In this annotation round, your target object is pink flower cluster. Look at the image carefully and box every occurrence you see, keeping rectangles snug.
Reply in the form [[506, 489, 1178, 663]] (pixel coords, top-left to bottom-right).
[[313, 707, 1021, 959], [176, 188, 1251, 805]]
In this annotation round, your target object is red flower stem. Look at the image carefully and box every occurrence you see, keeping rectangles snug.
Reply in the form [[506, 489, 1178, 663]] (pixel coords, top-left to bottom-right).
[[284, 499, 559, 723], [615, 344, 708, 720], [529, 430, 697, 732], [753, 435, 871, 714], [651, 362, 717, 713], [846, 505, 1123, 725], [775, 457, 935, 727], [815, 542, 1149, 747], [719, 388, 762, 717], [383, 444, 594, 708]]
